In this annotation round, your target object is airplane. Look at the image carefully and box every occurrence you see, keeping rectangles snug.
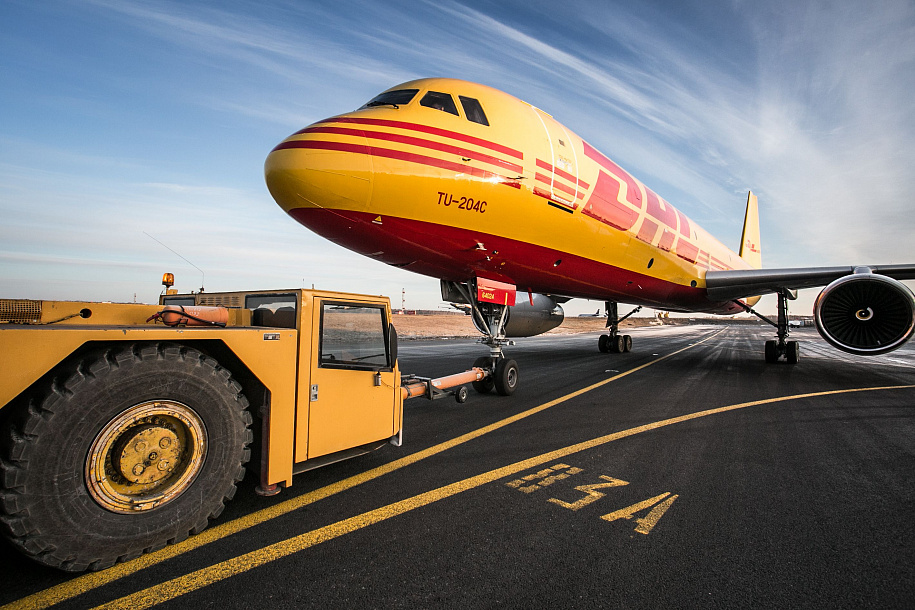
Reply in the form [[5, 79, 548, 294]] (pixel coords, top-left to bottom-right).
[[264, 77, 915, 395], [578, 309, 603, 317]]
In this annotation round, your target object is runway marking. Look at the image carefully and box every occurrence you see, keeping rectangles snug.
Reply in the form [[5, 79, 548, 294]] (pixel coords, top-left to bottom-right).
[[4, 329, 724, 610], [505, 463, 584, 493], [526, 468, 674, 532], [601, 493, 679, 535], [89, 383, 914, 610], [547, 475, 630, 511]]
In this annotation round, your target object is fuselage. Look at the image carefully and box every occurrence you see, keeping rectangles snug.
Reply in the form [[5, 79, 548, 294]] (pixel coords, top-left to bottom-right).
[[265, 78, 752, 314]]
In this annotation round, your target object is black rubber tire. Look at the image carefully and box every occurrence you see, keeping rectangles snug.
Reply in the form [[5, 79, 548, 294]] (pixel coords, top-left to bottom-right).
[[623, 335, 633, 353], [0, 343, 252, 571], [598, 334, 610, 353], [764, 340, 779, 364], [471, 356, 495, 394], [454, 386, 469, 403], [610, 335, 624, 354], [786, 340, 800, 364], [494, 358, 519, 396]]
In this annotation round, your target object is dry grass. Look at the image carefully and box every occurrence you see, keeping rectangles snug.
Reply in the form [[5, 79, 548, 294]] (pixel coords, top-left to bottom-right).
[[390, 313, 660, 339]]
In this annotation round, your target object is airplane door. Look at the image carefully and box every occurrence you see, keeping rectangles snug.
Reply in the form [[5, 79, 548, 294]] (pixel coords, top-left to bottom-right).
[[533, 108, 580, 209], [306, 299, 396, 458]]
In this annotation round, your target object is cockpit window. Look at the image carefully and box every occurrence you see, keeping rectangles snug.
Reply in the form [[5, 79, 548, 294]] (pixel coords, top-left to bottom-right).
[[360, 89, 418, 109], [459, 96, 489, 126], [420, 91, 459, 116]]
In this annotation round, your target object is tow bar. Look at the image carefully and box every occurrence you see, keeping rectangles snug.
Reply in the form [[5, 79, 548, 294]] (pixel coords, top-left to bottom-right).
[[400, 367, 489, 403]]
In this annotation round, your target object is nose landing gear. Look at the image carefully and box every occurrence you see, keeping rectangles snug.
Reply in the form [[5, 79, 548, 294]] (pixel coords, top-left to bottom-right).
[[445, 280, 520, 396]]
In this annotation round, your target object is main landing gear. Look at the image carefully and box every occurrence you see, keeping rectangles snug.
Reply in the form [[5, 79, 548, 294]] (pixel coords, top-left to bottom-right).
[[734, 289, 800, 364], [445, 281, 519, 396], [598, 301, 641, 354]]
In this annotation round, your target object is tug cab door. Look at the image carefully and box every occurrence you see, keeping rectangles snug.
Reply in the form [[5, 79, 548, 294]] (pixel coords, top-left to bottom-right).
[[305, 298, 398, 458]]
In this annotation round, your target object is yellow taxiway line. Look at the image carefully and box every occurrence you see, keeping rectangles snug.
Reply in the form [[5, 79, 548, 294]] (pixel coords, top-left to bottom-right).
[[1, 329, 716, 610], [95, 383, 915, 609]]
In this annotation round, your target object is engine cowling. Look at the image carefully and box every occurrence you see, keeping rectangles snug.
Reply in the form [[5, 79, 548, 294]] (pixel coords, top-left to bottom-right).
[[814, 273, 915, 355], [471, 293, 565, 337]]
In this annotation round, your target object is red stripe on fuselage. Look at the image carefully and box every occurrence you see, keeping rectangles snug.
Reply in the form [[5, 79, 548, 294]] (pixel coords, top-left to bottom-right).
[[286, 206, 744, 314], [309, 117, 523, 160], [272, 139, 521, 187], [534, 172, 578, 199], [535, 158, 590, 190], [301, 126, 523, 174], [710, 255, 731, 271]]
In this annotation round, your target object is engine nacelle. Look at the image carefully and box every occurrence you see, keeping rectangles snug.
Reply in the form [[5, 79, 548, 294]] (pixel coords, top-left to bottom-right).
[[470, 293, 565, 337], [814, 273, 915, 355]]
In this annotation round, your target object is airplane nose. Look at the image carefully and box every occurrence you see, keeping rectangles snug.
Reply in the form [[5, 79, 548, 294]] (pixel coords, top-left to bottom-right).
[[265, 129, 373, 216]]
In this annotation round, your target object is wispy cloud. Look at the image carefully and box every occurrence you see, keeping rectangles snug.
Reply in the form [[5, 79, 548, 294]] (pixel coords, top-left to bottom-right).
[[2, 0, 913, 313]]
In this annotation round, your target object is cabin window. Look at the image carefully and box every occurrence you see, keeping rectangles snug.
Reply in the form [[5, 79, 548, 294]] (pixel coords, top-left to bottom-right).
[[360, 89, 418, 109], [459, 96, 489, 126], [420, 91, 459, 116]]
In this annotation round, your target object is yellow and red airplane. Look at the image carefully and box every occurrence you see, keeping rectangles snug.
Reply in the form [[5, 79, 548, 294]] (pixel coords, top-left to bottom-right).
[[265, 78, 915, 394]]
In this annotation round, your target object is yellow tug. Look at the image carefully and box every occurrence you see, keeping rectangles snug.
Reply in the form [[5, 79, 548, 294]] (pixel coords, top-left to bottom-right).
[[0, 279, 486, 572]]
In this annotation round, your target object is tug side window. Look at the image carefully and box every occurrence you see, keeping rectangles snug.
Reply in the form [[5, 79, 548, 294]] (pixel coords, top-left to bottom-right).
[[319, 303, 390, 369], [420, 91, 459, 116], [459, 96, 489, 126]]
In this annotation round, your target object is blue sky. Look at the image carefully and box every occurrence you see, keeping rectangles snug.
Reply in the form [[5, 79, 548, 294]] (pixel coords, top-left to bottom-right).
[[2, 0, 913, 315]]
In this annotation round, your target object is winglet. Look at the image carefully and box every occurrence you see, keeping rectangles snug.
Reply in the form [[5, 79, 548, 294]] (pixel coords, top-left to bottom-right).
[[739, 191, 762, 269]]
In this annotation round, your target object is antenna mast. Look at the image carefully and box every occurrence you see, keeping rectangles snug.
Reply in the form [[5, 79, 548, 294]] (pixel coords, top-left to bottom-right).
[[144, 232, 206, 292]]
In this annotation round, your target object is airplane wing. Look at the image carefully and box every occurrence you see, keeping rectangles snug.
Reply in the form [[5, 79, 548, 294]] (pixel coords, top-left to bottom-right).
[[705, 264, 915, 301]]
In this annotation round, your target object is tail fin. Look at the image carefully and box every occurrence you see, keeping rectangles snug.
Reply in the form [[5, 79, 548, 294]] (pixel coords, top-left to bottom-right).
[[739, 191, 762, 269]]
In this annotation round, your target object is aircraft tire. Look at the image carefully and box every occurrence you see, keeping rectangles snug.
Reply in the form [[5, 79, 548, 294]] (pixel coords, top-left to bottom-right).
[[0, 343, 252, 572], [598, 334, 610, 353], [786, 340, 800, 364], [471, 356, 495, 394], [494, 358, 519, 396], [610, 335, 624, 353], [764, 340, 779, 363], [623, 335, 633, 352]]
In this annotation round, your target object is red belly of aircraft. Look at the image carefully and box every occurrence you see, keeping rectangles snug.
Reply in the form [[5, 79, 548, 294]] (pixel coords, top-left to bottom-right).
[[290, 207, 743, 314]]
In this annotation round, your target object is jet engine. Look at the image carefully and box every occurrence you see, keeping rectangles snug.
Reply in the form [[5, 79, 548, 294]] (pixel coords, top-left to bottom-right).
[[814, 272, 915, 355], [470, 293, 565, 337]]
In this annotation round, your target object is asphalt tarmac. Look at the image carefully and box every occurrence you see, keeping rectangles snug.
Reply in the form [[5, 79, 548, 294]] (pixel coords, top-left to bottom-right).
[[2, 325, 913, 609]]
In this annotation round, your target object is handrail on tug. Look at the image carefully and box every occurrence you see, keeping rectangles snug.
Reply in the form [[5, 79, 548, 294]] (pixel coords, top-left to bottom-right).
[[400, 366, 489, 403]]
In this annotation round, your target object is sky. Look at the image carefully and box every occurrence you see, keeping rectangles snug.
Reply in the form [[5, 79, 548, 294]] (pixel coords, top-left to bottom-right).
[[2, 0, 914, 316]]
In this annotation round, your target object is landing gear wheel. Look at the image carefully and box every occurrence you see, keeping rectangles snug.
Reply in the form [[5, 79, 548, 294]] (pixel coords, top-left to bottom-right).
[[610, 335, 625, 353], [598, 334, 610, 353], [623, 335, 633, 353], [786, 340, 800, 364], [471, 356, 495, 394], [494, 358, 519, 396], [764, 340, 779, 364], [0, 343, 252, 571]]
